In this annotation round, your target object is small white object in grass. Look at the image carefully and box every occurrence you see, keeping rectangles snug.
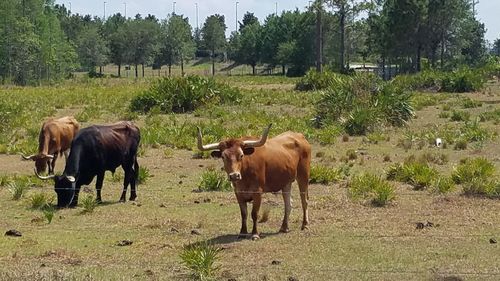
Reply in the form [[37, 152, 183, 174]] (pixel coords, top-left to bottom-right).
[[435, 138, 442, 147]]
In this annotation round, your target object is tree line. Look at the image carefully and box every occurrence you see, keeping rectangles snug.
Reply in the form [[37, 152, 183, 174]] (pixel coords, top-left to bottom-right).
[[0, 0, 498, 85]]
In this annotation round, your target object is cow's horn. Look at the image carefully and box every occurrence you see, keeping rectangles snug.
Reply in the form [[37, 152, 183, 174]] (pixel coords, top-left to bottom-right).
[[41, 154, 54, 159], [22, 154, 36, 160], [243, 124, 272, 148], [196, 127, 221, 151], [34, 168, 55, 180]]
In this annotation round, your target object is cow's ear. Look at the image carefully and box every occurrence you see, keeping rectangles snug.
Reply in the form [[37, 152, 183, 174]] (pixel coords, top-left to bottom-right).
[[211, 150, 222, 158], [243, 147, 255, 155]]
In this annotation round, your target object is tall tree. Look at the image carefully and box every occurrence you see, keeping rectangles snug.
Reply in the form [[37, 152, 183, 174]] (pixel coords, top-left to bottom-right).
[[201, 14, 227, 75], [160, 14, 195, 75], [76, 25, 109, 73], [232, 22, 262, 74]]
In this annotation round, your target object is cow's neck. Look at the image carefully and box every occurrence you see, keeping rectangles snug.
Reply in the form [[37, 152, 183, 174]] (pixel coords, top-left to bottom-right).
[[64, 144, 82, 177]]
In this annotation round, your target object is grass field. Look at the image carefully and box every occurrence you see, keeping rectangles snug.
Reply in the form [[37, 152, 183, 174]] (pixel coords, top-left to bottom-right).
[[0, 75, 499, 280]]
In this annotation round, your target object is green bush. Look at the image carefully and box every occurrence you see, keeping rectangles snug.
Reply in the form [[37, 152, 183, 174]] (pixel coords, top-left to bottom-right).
[[452, 158, 495, 185], [8, 182, 29, 200], [137, 166, 150, 184], [295, 69, 344, 91], [130, 76, 241, 113], [462, 178, 500, 197], [391, 70, 442, 91], [348, 173, 395, 207], [450, 110, 470, 122], [43, 206, 56, 224], [440, 68, 485, 93], [386, 161, 439, 190], [316, 74, 413, 135], [198, 168, 232, 192], [30, 193, 53, 210], [432, 176, 455, 194], [81, 195, 97, 214], [309, 164, 343, 184], [180, 243, 222, 280]]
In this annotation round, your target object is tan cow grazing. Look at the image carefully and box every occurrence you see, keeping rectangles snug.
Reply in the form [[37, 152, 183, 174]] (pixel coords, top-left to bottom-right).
[[197, 124, 311, 240], [22, 116, 80, 175]]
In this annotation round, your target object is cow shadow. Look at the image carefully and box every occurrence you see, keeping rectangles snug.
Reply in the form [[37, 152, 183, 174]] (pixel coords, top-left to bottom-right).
[[190, 231, 282, 247]]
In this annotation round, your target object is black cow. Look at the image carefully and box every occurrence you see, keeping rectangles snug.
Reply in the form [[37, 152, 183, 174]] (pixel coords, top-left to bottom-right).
[[36, 121, 141, 208]]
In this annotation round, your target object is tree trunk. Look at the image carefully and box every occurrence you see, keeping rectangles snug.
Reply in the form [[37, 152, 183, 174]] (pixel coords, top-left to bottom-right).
[[142, 64, 145, 77], [282, 65, 286, 76], [211, 50, 215, 76], [99, 66, 102, 74], [181, 57, 184, 76], [339, 3, 345, 73], [416, 46, 421, 72], [158, 66, 161, 77], [168, 64, 172, 77], [135, 64, 138, 78], [315, 3, 322, 73], [252, 64, 256, 75], [440, 31, 445, 69], [118, 64, 121, 77]]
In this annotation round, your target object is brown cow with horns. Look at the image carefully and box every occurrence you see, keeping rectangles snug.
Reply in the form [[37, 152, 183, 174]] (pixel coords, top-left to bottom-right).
[[22, 116, 80, 175], [197, 124, 311, 240]]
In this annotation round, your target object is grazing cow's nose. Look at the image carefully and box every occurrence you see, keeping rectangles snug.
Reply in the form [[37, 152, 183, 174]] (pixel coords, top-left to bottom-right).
[[229, 172, 242, 181]]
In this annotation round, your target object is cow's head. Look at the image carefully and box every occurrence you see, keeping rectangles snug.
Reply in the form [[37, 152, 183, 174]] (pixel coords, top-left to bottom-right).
[[34, 170, 76, 208], [197, 124, 272, 182], [22, 154, 54, 174]]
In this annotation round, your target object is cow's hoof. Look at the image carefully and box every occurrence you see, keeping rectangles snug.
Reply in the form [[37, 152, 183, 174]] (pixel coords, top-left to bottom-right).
[[251, 234, 260, 241], [279, 228, 290, 233], [301, 225, 309, 230], [119, 198, 126, 203], [129, 196, 137, 201], [96, 199, 102, 204]]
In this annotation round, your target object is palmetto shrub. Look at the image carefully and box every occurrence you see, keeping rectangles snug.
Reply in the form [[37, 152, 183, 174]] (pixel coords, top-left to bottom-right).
[[130, 76, 241, 113], [315, 74, 413, 135], [348, 173, 395, 207]]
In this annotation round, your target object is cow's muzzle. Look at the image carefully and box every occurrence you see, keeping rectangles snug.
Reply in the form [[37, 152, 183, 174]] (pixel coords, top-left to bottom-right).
[[228, 172, 242, 181]]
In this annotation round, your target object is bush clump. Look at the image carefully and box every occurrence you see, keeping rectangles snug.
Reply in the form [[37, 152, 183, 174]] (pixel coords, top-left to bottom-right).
[[130, 76, 241, 113], [180, 243, 222, 280], [198, 168, 232, 192], [309, 164, 343, 184], [295, 69, 344, 91], [440, 68, 485, 93], [315, 74, 414, 135], [452, 158, 499, 197], [348, 173, 395, 206], [386, 161, 439, 190]]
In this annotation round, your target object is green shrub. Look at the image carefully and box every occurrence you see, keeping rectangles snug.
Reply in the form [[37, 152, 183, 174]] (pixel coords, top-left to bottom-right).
[[198, 168, 232, 192], [130, 76, 241, 113], [451, 158, 495, 185], [137, 166, 150, 184], [8, 182, 29, 200], [450, 110, 470, 122], [440, 68, 485, 93], [386, 161, 439, 190], [29, 193, 53, 210], [461, 97, 482, 108], [81, 195, 97, 214], [432, 176, 455, 194], [348, 173, 395, 207], [295, 69, 344, 91], [316, 74, 413, 135], [391, 70, 442, 91], [43, 206, 56, 224], [309, 164, 343, 184], [462, 179, 500, 197], [180, 243, 222, 280], [438, 111, 450, 119]]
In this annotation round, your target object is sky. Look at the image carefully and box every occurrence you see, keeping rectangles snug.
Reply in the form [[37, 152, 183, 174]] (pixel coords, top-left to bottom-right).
[[56, 0, 500, 43]]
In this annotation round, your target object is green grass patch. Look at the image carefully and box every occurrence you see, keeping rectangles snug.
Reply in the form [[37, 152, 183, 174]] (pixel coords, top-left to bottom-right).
[[180, 243, 222, 280], [348, 173, 396, 207], [309, 164, 343, 185], [198, 168, 232, 192]]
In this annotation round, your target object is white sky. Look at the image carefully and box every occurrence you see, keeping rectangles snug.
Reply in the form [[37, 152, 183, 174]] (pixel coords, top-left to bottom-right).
[[57, 0, 500, 42]]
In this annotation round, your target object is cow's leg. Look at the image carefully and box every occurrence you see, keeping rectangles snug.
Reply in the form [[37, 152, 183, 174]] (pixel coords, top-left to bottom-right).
[[251, 193, 262, 240], [237, 197, 248, 239], [49, 154, 58, 175], [95, 172, 104, 203], [129, 159, 138, 201], [69, 185, 81, 207], [120, 162, 133, 202], [279, 183, 292, 233], [63, 149, 69, 160], [297, 175, 310, 230]]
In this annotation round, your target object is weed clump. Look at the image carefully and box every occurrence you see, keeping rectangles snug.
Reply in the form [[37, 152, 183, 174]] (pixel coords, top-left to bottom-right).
[[348, 173, 395, 207], [130, 76, 241, 113], [452, 158, 499, 197], [309, 164, 343, 184], [81, 195, 97, 214], [180, 243, 222, 280], [198, 168, 232, 192]]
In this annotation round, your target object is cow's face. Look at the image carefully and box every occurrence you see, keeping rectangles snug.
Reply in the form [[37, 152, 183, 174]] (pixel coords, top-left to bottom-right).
[[211, 140, 255, 181], [34, 158, 50, 174], [54, 175, 76, 207]]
